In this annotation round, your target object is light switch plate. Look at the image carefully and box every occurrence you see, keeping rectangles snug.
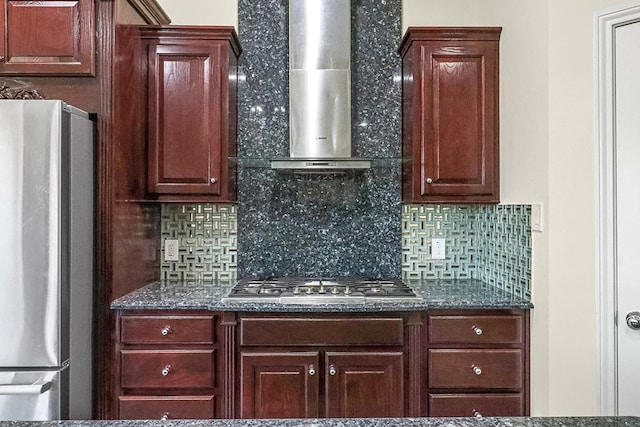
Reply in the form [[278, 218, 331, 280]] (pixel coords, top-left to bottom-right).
[[164, 239, 179, 261], [531, 203, 543, 232], [432, 238, 446, 259]]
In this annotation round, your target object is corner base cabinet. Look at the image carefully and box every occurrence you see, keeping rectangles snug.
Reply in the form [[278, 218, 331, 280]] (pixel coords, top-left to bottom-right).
[[399, 27, 502, 203]]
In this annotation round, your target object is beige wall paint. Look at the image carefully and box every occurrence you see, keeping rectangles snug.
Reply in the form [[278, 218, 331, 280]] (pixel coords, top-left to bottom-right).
[[153, 0, 626, 416], [156, 0, 237, 27]]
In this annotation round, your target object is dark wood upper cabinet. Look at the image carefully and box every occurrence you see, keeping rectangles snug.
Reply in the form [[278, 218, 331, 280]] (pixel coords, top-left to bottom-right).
[[142, 26, 241, 202], [399, 27, 501, 203], [0, 0, 95, 75]]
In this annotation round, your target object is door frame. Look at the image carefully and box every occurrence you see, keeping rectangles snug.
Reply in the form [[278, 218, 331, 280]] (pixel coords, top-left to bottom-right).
[[595, 0, 640, 416]]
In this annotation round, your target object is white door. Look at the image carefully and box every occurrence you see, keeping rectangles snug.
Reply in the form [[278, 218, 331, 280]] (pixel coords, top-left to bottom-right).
[[614, 18, 640, 416]]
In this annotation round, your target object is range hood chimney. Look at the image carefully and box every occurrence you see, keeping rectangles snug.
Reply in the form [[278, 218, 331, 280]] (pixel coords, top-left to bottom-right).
[[270, 0, 371, 171]]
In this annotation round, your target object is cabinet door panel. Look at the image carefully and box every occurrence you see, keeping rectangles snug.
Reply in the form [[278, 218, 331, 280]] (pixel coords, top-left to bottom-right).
[[148, 44, 222, 195], [325, 352, 404, 418], [419, 43, 497, 198], [119, 395, 215, 419], [0, 0, 94, 75], [241, 352, 319, 419]]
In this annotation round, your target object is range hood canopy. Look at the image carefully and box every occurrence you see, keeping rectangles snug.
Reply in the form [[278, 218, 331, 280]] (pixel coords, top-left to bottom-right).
[[270, 0, 371, 171]]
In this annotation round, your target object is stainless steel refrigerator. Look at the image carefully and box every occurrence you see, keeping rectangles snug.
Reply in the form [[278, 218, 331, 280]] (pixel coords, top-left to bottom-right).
[[0, 100, 94, 420]]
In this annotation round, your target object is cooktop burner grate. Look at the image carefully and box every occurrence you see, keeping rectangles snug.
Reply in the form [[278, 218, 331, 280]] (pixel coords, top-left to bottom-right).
[[222, 277, 422, 304]]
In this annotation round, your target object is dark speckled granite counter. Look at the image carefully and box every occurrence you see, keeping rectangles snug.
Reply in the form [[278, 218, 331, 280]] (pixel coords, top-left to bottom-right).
[[0, 417, 638, 427], [110, 279, 533, 312]]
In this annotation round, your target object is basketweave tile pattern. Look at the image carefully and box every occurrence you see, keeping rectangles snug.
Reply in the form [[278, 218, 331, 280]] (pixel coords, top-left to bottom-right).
[[477, 205, 532, 298], [401, 205, 480, 280], [401, 204, 532, 298], [160, 204, 237, 281]]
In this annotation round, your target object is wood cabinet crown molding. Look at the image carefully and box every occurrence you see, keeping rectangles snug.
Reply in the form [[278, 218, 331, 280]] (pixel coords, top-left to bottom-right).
[[138, 26, 242, 56], [126, 0, 171, 25], [399, 27, 502, 56]]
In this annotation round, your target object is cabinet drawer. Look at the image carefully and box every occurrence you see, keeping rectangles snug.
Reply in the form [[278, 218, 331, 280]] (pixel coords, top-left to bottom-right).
[[121, 315, 214, 344], [428, 315, 522, 344], [119, 395, 215, 419], [121, 350, 214, 389], [428, 393, 524, 417], [428, 349, 522, 389], [241, 317, 404, 346]]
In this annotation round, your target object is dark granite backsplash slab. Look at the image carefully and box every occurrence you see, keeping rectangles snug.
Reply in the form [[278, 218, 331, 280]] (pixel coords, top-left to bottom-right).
[[236, 0, 402, 278], [1, 417, 639, 427]]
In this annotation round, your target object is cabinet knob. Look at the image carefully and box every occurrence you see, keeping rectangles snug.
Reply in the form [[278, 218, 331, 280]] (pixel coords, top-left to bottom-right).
[[308, 365, 316, 376], [160, 413, 170, 420], [472, 326, 483, 335], [472, 365, 482, 376], [161, 326, 172, 336], [210, 177, 217, 184], [0, 56, 4, 62], [473, 410, 483, 418], [329, 365, 337, 376], [425, 178, 433, 184], [161, 365, 172, 376]]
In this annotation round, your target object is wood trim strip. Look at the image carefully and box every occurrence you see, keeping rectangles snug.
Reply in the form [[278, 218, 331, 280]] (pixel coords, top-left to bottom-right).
[[127, 0, 171, 24], [220, 312, 237, 418], [407, 312, 423, 417]]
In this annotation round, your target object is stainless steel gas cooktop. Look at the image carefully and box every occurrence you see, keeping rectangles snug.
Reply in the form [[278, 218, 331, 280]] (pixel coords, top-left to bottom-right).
[[222, 277, 422, 304]]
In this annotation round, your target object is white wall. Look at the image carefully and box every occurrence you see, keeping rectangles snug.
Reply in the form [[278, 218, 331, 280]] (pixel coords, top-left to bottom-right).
[[156, 0, 625, 416], [157, 0, 237, 27]]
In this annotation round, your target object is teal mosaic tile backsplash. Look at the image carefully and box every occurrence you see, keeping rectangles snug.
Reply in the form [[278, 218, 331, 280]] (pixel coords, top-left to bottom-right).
[[401, 204, 532, 298], [160, 203, 531, 298]]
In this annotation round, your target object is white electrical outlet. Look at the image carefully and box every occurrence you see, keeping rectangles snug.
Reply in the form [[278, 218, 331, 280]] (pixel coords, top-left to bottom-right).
[[432, 238, 446, 259], [164, 239, 179, 261], [531, 203, 543, 232]]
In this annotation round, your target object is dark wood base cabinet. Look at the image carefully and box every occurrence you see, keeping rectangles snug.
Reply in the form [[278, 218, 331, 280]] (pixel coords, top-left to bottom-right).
[[113, 309, 529, 419], [114, 311, 224, 420], [238, 315, 408, 419], [425, 310, 530, 417]]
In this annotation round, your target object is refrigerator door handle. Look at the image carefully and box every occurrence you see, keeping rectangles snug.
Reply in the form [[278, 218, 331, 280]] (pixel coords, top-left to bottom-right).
[[0, 381, 53, 395]]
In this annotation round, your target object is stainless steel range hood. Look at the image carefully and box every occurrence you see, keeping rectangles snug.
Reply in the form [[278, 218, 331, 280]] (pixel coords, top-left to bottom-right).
[[270, 0, 371, 171]]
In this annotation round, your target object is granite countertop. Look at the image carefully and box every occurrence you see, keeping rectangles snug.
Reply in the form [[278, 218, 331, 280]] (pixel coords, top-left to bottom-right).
[[0, 418, 638, 427], [110, 279, 533, 312]]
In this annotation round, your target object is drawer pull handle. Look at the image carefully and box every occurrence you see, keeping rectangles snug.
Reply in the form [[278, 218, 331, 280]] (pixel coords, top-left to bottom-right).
[[210, 177, 217, 184], [160, 413, 170, 420], [161, 365, 172, 376], [472, 365, 482, 376], [473, 410, 482, 418], [308, 365, 316, 376], [161, 326, 172, 336], [472, 326, 483, 335], [329, 365, 337, 376]]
